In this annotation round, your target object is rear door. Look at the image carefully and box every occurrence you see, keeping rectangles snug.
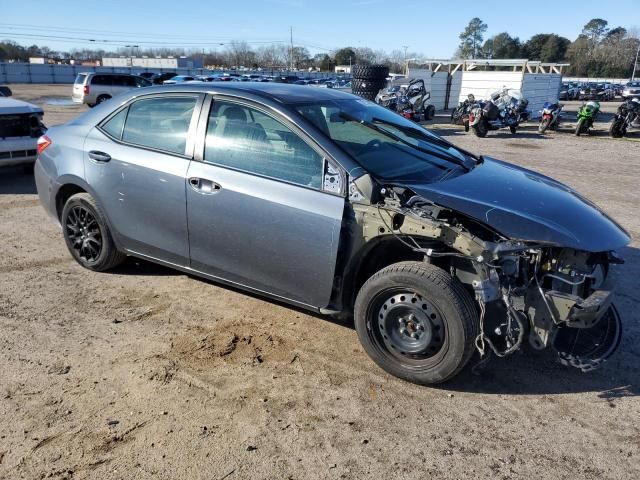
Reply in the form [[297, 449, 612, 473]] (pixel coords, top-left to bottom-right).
[[186, 97, 345, 308], [72, 73, 87, 101], [84, 93, 204, 265], [111, 75, 133, 96]]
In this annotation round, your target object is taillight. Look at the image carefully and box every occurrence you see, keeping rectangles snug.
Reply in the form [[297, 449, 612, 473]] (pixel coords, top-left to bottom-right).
[[83, 85, 90, 95], [37, 135, 52, 155]]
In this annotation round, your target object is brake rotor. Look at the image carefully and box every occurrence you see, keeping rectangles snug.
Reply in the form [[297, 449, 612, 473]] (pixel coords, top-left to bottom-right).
[[553, 305, 622, 372]]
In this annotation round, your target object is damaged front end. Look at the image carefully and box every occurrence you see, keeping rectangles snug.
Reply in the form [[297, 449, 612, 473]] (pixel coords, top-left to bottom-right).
[[350, 176, 628, 372]]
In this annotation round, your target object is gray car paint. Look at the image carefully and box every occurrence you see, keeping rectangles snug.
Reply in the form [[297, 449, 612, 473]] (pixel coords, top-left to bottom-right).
[[83, 126, 193, 265], [36, 84, 353, 309]]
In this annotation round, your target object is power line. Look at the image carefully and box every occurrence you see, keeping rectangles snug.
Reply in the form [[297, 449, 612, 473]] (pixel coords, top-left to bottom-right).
[[0, 32, 288, 48]]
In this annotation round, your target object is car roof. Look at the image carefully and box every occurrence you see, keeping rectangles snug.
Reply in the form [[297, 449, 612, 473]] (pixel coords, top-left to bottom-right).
[[125, 82, 358, 104], [82, 72, 138, 76]]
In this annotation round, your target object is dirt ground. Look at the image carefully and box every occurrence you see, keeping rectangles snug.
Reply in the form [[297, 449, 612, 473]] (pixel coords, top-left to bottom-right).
[[1, 84, 639, 480]]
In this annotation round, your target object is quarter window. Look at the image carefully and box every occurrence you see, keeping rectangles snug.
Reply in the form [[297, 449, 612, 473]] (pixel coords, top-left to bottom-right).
[[204, 101, 324, 189], [101, 108, 127, 140], [121, 96, 197, 155]]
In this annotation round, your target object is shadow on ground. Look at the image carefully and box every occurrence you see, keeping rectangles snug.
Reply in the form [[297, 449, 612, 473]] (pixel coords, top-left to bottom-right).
[[0, 167, 36, 194]]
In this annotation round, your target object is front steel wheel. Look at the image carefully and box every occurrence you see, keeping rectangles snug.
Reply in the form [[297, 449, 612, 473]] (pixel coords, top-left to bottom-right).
[[354, 262, 479, 384], [61, 193, 126, 271]]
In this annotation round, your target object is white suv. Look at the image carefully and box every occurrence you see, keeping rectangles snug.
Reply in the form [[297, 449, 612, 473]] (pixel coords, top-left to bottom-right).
[[72, 73, 151, 107]]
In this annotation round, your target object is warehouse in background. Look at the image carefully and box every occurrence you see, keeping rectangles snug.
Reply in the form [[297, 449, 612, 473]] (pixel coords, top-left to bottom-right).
[[102, 56, 203, 69]]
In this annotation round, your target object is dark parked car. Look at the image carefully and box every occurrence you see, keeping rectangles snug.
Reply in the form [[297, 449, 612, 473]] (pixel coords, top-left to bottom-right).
[[151, 72, 178, 85], [34, 84, 629, 385]]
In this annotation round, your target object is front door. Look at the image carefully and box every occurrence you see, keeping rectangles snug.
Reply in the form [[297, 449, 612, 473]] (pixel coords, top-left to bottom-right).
[[186, 98, 345, 308], [84, 93, 202, 265]]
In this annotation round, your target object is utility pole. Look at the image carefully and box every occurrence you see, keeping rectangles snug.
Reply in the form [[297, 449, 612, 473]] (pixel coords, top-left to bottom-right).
[[632, 43, 640, 81], [402, 45, 408, 75], [290, 26, 294, 72]]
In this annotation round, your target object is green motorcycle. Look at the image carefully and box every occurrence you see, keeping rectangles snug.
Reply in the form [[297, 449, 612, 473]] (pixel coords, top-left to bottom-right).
[[575, 101, 600, 136]]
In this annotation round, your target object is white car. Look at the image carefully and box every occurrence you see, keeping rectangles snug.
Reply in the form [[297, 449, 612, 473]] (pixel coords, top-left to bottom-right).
[[622, 81, 640, 99], [0, 96, 46, 171], [162, 75, 201, 84]]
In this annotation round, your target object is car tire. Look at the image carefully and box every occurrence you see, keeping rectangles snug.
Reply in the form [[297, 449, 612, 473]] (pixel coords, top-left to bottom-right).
[[351, 64, 389, 80], [96, 95, 111, 105], [509, 126, 517, 134], [354, 261, 479, 385], [61, 193, 126, 272]]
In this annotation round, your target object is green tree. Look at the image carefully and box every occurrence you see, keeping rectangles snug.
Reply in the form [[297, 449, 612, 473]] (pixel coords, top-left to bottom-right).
[[334, 47, 356, 66], [522, 34, 570, 61], [313, 53, 332, 71], [582, 18, 609, 43], [482, 32, 521, 59], [458, 18, 488, 59], [539, 35, 571, 62]]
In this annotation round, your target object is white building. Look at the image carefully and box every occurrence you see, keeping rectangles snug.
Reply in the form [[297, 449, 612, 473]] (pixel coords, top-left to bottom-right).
[[102, 56, 203, 69]]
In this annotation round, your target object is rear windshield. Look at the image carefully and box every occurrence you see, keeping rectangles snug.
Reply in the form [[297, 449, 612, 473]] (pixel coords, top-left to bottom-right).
[[74, 74, 87, 85]]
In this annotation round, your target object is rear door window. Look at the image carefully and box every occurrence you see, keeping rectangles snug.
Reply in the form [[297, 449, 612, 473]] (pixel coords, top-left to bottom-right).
[[91, 75, 112, 86], [121, 96, 198, 155]]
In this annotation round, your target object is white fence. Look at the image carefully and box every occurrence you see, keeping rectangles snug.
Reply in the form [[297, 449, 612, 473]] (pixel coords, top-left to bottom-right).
[[404, 69, 463, 110], [0, 63, 335, 84], [459, 70, 561, 115]]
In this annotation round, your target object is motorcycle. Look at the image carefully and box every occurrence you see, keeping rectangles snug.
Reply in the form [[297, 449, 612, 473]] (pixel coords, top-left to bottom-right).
[[450, 94, 475, 132], [375, 79, 435, 122], [609, 98, 640, 138], [468, 88, 530, 137], [575, 101, 600, 136], [538, 102, 564, 133]]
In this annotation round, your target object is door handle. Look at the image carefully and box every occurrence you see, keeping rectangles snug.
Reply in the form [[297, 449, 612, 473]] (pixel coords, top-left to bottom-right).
[[189, 177, 221, 194], [88, 150, 111, 162]]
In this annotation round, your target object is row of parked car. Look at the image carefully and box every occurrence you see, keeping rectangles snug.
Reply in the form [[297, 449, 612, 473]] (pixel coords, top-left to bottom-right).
[[71, 71, 351, 107], [560, 81, 640, 101]]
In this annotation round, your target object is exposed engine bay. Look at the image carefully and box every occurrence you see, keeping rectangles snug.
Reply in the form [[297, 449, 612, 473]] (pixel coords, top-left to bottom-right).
[[350, 180, 623, 371]]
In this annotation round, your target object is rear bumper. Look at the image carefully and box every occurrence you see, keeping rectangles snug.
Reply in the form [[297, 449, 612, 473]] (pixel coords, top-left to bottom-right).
[[0, 137, 38, 167]]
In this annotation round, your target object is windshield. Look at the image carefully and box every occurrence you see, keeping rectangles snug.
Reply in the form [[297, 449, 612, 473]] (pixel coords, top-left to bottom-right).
[[294, 98, 474, 183]]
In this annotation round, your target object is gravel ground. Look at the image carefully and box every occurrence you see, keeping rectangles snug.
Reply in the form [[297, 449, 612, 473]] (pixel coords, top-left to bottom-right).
[[1, 84, 639, 480]]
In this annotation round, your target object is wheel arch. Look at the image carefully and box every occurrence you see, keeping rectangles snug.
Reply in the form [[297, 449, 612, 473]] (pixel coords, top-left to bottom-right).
[[339, 235, 450, 313], [54, 176, 123, 250]]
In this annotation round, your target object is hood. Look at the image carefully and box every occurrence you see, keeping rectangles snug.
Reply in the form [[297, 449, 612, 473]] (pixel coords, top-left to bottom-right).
[[0, 97, 44, 115], [408, 158, 630, 252]]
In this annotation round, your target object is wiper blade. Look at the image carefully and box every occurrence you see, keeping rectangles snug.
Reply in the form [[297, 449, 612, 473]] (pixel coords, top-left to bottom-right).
[[375, 123, 470, 171], [339, 112, 469, 171]]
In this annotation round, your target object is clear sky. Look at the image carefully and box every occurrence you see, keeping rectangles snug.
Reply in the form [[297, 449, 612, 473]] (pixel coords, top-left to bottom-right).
[[2, 0, 639, 58]]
